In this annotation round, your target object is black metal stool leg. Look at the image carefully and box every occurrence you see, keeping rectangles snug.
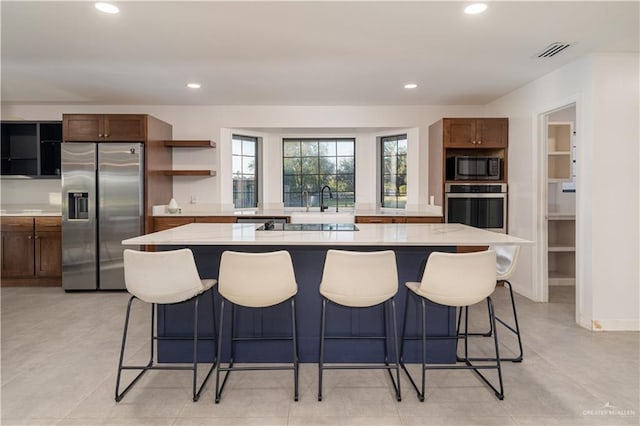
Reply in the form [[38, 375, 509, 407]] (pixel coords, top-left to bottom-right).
[[291, 298, 299, 402], [318, 298, 327, 401], [214, 299, 226, 403], [488, 297, 504, 399], [500, 280, 524, 362], [115, 297, 154, 402], [390, 300, 401, 401]]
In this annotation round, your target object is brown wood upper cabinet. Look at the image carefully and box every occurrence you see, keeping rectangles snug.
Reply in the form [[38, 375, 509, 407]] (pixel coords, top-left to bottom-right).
[[443, 118, 508, 148], [1, 216, 61, 279], [63, 114, 146, 141]]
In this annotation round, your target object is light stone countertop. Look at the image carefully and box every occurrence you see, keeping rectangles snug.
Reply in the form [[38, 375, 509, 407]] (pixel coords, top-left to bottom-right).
[[152, 206, 443, 218], [0, 205, 62, 216], [123, 222, 531, 247]]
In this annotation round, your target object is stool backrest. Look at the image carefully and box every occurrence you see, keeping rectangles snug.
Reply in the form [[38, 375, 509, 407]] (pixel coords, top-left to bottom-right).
[[218, 250, 297, 307], [420, 250, 496, 307], [123, 249, 204, 304], [489, 245, 520, 280], [320, 249, 398, 307]]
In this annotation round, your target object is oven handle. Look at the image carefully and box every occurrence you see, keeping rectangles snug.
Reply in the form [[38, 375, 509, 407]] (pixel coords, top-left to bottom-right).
[[444, 193, 507, 198]]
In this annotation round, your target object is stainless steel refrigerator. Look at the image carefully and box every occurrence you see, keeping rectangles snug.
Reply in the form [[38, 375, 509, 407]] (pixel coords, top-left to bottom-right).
[[61, 143, 143, 290]]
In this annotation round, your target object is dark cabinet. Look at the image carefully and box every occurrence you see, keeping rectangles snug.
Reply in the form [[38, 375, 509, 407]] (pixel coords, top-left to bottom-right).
[[1, 218, 35, 277], [63, 114, 146, 141], [34, 217, 62, 277], [1, 121, 62, 176], [443, 118, 508, 148], [1, 217, 62, 281]]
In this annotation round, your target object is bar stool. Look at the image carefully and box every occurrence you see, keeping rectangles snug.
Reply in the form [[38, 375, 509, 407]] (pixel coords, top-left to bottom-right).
[[400, 250, 504, 401], [215, 250, 299, 403], [115, 248, 217, 402], [318, 249, 401, 401], [457, 245, 523, 362]]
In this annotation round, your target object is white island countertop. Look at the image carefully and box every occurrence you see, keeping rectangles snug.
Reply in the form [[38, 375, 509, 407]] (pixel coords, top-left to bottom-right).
[[123, 223, 532, 247]]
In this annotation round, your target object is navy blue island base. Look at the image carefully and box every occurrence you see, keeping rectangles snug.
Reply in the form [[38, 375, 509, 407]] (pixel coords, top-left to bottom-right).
[[156, 244, 457, 365]]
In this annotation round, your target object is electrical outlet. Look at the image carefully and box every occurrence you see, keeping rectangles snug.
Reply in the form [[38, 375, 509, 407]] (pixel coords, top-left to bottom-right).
[[190, 195, 197, 204]]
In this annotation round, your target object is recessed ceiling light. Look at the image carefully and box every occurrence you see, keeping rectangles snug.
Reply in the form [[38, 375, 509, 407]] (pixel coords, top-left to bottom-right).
[[186, 83, 201, 89], [464, 3, 487, 15], [95, 2, 119, 14], [404, 83, 418, 89]]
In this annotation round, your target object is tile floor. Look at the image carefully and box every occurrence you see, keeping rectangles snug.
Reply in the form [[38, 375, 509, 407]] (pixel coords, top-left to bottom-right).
[[1, 286, 638, 425]]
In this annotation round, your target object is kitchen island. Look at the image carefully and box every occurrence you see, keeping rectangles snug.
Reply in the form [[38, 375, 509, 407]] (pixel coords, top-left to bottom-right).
[[123, 223, 530, 364]]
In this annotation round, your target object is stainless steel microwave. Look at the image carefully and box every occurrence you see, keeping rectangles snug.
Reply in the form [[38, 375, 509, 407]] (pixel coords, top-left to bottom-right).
[[447, 156, 501, 181]]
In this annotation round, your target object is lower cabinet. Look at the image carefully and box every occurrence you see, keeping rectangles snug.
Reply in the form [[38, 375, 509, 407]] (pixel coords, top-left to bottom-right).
[[1, 216, 61, 285], [153, 216, 238, 232], [355, 216, 443, 224]]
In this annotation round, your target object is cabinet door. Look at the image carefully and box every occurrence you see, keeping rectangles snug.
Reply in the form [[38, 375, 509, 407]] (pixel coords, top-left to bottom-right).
[[443, 118, 477, 147], [0, 122, 39, 175], [63, 114, 104, 141], [1, 224, 35, 278], [34, 217, 62, 277], [195, 216, 238, 223], [476, 118, 508, 148], [355, 216, 393, 223], [405, 216, 443, 223], [35, 231, 62, 277], [104, 115, 146, 141], [153, 217, 195, 232]]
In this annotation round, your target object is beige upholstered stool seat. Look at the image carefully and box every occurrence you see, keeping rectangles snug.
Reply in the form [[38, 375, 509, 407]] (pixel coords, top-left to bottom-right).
[[124, 249, 216, 304], [457, 245, 524, 362], [215, 250, 299, 403], [318, 249, 401, 401], [115, 248, 217, 403], [400, 250, 505, 401]]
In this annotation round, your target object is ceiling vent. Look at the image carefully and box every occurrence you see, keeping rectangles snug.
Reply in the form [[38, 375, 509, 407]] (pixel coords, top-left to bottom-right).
[[537, 42, 572, 58]]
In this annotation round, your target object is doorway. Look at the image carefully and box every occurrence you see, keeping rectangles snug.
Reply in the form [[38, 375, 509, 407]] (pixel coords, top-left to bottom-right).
[[541, 104, 577, 306]]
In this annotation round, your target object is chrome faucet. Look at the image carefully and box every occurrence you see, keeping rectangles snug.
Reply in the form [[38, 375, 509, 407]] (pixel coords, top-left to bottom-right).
[[302, 190, 310, 212], [320, 185, 333, 212]]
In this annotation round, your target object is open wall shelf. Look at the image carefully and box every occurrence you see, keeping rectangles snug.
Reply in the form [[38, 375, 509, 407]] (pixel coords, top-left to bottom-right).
[[164, 140, 216, 148]]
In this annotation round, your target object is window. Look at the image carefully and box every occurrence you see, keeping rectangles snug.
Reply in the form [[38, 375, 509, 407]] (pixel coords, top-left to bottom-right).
[[232, 135, 258, 208], [381, 134, 407, 208], [283, 138, 355, 208]]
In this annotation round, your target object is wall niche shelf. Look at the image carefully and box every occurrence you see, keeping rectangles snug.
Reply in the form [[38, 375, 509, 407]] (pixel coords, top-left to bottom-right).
[[547, 122, 573, 182], [547, 213, 576, 286]]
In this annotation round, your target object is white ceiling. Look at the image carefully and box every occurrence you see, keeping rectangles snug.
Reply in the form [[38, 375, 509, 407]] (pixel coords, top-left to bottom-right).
[[1, 1, 638, 106]]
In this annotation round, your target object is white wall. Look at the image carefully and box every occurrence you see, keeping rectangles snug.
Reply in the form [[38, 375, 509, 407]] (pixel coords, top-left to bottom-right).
[[485, 53, 640, 331]]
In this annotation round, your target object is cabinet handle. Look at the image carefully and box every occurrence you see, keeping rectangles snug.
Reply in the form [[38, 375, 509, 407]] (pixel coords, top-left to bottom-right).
[[98, 133, 103, 137], [35, 236, 39, 239], [471, 141, 477, 145], [477, 140, 482, 145], [28, 235, 32, 239], [104, 134, 109, 138]]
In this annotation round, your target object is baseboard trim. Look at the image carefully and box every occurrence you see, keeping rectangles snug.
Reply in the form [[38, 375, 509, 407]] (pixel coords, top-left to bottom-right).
[[590, 319, 640, 331]]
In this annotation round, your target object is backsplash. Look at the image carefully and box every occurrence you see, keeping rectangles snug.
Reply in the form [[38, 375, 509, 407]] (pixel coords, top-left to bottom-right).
[[0, 178, 62, 210]]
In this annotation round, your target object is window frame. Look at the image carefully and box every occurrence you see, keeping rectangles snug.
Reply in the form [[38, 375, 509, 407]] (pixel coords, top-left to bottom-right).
[[380, 134, 408, 209], [232, 134, 259, 209], [282, 137, 356, 209]]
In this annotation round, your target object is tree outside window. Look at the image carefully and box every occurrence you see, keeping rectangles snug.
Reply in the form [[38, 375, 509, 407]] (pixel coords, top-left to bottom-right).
[[381, 135, 407, 208], [232, 135, 257, 208], [283, 138, 355, 208]]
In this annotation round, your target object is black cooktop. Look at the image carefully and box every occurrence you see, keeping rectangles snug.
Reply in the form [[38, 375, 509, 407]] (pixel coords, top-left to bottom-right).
[[256, 223, 359, 231]]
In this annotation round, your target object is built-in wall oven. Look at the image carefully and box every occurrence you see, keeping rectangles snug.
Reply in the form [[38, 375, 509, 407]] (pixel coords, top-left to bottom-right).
[[445, 183, 507, 233]]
